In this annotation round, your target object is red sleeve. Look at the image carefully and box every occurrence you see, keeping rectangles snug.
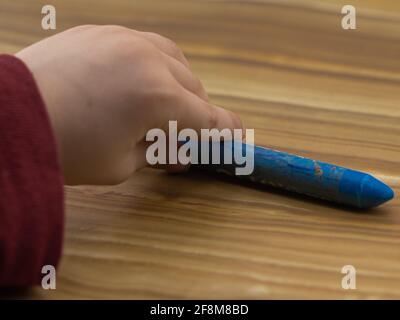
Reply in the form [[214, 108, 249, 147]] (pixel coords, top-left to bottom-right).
[[0, 54, 64, 287]]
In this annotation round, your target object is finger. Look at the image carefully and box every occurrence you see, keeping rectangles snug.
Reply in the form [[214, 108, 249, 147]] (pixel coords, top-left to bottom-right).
[[138, 31, 190, 67], [172, 86, 243, 135], [162, 52, 209, 102], [135, 86, 243, 171]]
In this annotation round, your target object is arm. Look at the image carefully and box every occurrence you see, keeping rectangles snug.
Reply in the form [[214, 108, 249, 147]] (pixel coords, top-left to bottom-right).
[[0, 55, 64, 286]]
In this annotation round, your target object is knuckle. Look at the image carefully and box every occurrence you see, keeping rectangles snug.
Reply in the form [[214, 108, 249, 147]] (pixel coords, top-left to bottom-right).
[[168, 40, 184, 59], [141, 32, 187, 64], [192, 76, 204, 93], [150, 33, 184, 58], [140, 74, 178, 105], [207, 105, 218, 128], [187, 74, 208, 101]]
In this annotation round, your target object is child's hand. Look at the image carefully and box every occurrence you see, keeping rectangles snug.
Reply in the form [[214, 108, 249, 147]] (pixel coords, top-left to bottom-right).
[[16, 25, 242, 185]]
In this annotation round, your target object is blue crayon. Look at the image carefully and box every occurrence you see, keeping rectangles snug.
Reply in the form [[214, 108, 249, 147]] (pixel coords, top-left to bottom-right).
[[194, 142, 394, 209]]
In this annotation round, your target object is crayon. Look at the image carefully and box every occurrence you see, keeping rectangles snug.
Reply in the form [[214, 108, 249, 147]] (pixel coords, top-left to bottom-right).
[[195, 142, 394, 209]]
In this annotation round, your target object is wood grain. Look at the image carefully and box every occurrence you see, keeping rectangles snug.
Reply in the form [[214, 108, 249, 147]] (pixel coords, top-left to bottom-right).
[[0, 0, 399, 299]]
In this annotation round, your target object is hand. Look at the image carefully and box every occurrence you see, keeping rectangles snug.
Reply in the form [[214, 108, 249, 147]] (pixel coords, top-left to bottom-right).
[[16, 25, 243, 185]]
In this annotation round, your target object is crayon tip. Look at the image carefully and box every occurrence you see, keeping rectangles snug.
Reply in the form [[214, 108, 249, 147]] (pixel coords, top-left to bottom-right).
[[360, 176, 394, 208]]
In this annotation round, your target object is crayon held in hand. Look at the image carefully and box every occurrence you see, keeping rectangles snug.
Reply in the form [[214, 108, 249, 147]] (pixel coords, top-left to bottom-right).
[[195, 142, 394, 209]]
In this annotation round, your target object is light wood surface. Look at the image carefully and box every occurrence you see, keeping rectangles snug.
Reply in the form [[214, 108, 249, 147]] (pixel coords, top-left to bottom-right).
[[1, 0, 399, 299]]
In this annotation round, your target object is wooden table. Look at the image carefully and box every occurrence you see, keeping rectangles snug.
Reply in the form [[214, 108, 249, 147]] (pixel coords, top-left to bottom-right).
[[1, 0, 399, 299]]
